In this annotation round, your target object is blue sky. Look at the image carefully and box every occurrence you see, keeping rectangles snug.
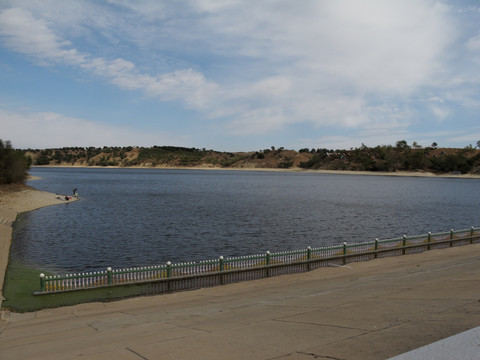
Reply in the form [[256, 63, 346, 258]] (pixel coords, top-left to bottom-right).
[[1, 0, 480, 151]]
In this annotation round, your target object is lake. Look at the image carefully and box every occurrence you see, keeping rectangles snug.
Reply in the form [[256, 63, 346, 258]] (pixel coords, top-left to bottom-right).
[[11, 167, 480, 273]]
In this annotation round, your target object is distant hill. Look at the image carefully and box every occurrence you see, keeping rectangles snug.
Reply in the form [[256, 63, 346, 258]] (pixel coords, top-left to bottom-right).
[[22, 144, 480, 175]]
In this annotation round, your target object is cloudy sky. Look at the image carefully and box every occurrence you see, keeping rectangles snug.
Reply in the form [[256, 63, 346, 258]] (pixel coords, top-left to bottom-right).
[[1, 0, 480, 151]]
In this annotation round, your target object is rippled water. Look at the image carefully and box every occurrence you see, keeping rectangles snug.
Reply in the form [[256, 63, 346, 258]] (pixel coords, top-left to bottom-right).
[[11, 167, 480, 272]]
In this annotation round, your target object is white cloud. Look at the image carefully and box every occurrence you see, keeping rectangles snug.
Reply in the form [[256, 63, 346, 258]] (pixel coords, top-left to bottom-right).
[[179, 0, 456, 133], [0, 108, 185, 148], [431, 106, 450, 121], [188, 0, 454, 93], [249, 76, 291, 98], [0, 6, 219, 109], [0, 8, 85, 65], [466, 34, 480, 51], [227, 108, 289, 135]]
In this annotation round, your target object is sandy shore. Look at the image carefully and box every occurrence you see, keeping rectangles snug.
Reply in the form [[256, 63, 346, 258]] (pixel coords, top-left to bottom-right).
[[0, 185, 78, 307]]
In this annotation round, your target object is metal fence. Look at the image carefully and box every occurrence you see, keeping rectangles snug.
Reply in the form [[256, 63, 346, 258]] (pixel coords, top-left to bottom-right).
[[36, 227, 480, 296]]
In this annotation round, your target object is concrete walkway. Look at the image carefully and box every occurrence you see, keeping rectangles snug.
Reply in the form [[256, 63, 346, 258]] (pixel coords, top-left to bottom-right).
[[1, 244, 480, 360]]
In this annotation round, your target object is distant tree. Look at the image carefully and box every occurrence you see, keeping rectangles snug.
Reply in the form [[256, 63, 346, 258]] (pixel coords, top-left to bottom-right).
[[477, 140, 480, 149], [431, 142, 438, 149], [395, 140, 409, 149]]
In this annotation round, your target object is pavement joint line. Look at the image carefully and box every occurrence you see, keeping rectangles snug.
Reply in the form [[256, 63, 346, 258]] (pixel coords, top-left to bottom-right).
[[271, 317, 373, 332], [169, 323, 213, 334], [126, 347, 149, 360], [87, 323, 100, 332], [297, 352, 347, 360]]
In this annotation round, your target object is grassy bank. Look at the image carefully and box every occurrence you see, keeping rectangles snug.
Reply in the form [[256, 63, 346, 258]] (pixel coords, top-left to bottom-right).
[[2, 258, 160, 312]]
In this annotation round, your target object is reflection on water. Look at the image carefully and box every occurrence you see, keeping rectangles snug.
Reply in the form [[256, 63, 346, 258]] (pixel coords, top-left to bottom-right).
[[11, 167, 480, 272]]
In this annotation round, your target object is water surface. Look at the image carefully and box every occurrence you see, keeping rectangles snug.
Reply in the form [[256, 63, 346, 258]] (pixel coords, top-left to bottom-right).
[[11, 167, 480, 272]]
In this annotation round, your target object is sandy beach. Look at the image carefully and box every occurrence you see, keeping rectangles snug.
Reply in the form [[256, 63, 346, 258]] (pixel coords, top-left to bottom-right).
[[0, 184, 78, 308]]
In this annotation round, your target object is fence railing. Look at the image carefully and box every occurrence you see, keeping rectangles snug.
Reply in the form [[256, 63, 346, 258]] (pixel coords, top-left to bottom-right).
[[36, 227, 480, 296]]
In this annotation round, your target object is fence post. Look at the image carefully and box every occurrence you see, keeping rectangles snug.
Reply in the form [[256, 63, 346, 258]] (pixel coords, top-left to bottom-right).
[[427, 232, 431, 250], [166, 261, 172, 292], [219, 256, 224, 285], [266, 251, 271, 277], [307, 246, 312, 271], [450, 229, 454, 247], [343, 242, 347, 265], [471, 227, 474, 244], [402, 235, 406, 255], [107, 267, 112, 285], [374, 238, 378, 259], [39, 273, 45, 292]]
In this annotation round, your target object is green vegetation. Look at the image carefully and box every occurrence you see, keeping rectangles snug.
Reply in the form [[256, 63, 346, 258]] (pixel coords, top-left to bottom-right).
[[2, 260, 53, 312], [0, 140, 31, 184], [2, 259, 154, 312], [134, 146, 205, 166], [299, 141, 480, 174], [20, 141, 480, 175]]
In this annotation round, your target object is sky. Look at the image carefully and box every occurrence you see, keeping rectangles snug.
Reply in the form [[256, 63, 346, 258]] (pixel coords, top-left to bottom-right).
[[1, 1, 480, 152]]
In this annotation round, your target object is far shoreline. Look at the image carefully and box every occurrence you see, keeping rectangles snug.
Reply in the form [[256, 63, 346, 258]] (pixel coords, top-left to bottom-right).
[[30, 165, 480, 179]]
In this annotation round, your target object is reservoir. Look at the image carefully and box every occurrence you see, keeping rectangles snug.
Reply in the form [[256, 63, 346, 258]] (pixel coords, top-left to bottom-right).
[[11, 167, 480, 273]]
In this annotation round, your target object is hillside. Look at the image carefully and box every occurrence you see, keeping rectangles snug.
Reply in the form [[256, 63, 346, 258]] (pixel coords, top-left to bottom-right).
[[22, 144, 480, 175]]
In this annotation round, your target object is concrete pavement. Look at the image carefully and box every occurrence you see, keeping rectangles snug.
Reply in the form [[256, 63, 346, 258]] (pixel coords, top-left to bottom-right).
[[1, 244, 480, 360]]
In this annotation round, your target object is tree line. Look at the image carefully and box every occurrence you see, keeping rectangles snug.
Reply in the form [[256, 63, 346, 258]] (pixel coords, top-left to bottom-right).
[[298, 141, 480, 174]]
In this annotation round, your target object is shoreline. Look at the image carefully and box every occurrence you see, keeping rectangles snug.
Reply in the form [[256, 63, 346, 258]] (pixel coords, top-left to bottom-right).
[[0, 185, 78, 309], [32, 165, 480, 179]]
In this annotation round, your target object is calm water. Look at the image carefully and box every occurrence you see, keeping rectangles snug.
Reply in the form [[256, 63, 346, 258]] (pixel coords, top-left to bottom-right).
[[11, 167, 480, 273]]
